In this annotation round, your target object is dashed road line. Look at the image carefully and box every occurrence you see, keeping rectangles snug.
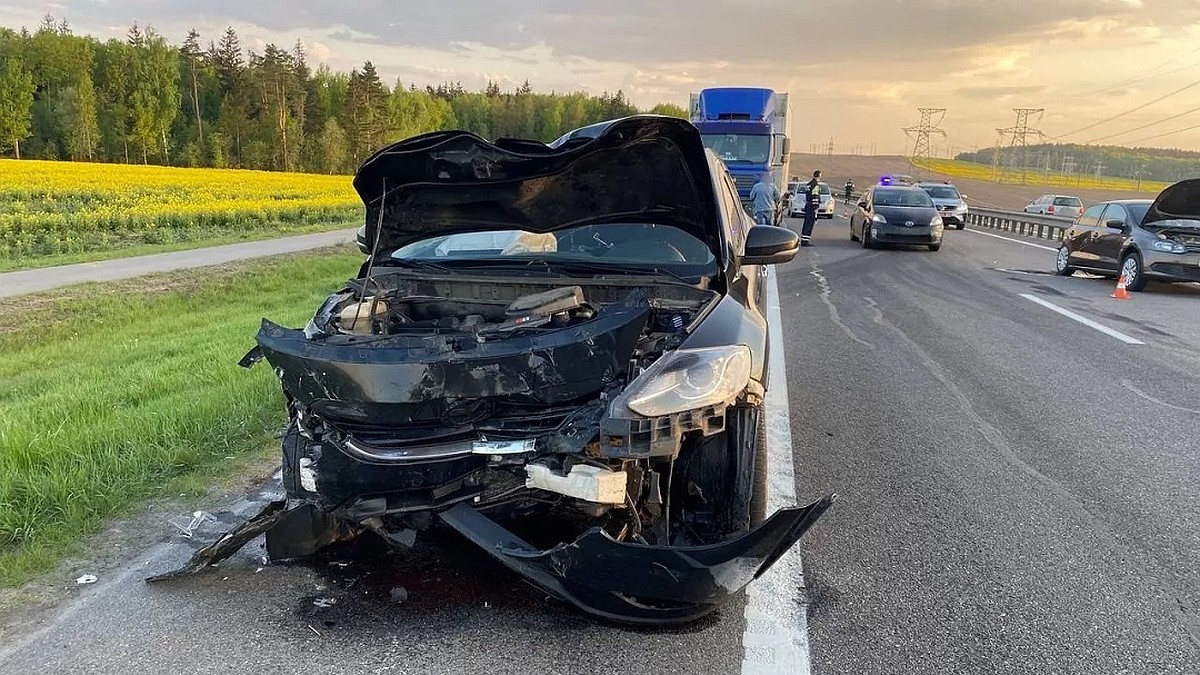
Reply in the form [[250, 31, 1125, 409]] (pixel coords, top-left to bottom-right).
[[741, 268, 812, 675], [963, 227, 1058, 252], [1020, 293, 1144, 344]]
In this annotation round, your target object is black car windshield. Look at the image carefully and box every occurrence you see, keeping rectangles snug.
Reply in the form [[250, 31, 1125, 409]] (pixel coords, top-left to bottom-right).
[[701, 134, 770, 163], [873, 189, 934, 207], [921, 185, 960, 199], [388, 223, 717, 270]]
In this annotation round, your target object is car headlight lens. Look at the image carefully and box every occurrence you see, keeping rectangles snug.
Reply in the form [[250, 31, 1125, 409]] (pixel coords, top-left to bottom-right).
[[931, 216, 944, 227], [955, 202, 968, 213], [614, 346, 752, 417], [1152, 239, 1187, 254], [872, 213, 887, 224]]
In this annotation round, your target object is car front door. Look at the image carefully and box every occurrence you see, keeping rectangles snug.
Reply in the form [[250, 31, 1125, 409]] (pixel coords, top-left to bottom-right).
[[1065, 203, 1106, 265], [1086, 203, 1129, 270], [854, 188, 872, 237]]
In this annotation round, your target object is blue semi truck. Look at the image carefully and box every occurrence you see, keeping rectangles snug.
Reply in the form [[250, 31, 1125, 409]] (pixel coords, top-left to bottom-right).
[[689, 87, 792, 208]]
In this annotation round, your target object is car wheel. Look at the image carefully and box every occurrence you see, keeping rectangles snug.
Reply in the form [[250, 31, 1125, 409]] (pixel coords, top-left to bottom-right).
[[1054, 245, 1075, 276], [955, 222, 965, 230], [928, 243, 941, 252], [862, 225, 875, 249], [673, 403, 765, 541], [1119, 250, 1148, 291]]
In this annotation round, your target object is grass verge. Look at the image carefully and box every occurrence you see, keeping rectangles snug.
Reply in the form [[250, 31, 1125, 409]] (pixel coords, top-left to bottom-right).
[[0, 218, 359, 273], [0, 245, 363, 586]]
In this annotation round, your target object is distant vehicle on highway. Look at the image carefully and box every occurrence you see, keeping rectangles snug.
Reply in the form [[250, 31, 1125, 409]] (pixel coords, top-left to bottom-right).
[[1054, 179, 1200, 291], [916, 181, 968, 230], [850, 184, 945, 251], [878, 174, 914, 186], [1024, 194, 1083, 219], [787, 181, 835, 218]]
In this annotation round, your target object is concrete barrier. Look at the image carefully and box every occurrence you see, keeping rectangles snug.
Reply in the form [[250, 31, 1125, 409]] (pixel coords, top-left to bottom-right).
[[966, 207, 1072, 243]]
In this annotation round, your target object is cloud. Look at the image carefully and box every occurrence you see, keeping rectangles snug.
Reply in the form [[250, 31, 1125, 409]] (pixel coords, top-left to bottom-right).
[[954, 85, 1048, 100]]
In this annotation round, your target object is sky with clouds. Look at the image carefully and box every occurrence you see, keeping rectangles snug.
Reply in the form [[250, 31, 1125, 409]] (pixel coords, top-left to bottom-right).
[[6, 0, 1200, 154]]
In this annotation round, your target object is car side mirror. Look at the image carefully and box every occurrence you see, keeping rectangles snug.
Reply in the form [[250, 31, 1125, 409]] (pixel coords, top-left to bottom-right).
[[355, 225, 370, 254], [1105, 219, 1126, 230], [857, 201, 869, 209], [960, 194, 969, 200], [744, 225, 799, 265]]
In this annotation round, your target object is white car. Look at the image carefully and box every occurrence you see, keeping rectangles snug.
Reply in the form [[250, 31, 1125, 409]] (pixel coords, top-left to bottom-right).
[[1024, 194, 1083, 219], [788, 181, 835, 218]]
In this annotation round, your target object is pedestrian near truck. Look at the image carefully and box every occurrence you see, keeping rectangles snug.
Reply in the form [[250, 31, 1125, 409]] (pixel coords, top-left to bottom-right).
[[749, 173, 781, 226]]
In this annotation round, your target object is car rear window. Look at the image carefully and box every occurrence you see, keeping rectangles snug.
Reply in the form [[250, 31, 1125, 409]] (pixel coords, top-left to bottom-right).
[[1054, 197, 1082, 207]]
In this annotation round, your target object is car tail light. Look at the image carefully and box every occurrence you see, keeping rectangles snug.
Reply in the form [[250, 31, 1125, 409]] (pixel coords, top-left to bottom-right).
[[1047, 205, 1055, 214]]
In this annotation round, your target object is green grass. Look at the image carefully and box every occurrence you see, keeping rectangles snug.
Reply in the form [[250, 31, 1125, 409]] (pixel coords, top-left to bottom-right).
[[0, 246, 363, 585], [0, 217, 359, 273]]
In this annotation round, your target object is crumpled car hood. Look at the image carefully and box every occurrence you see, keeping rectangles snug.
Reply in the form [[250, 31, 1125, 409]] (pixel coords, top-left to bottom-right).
[[352, 115, 724, 261], [1143, 178, 1200, 226]]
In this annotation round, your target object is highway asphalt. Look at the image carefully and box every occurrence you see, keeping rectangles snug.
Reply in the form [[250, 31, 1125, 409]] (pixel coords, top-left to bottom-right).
[[2, 210, 1198, 674]]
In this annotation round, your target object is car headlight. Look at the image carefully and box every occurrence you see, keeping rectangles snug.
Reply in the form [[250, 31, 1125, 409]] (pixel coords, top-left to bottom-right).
[[955, 203, 968, 213], [1152, 239, 1187, 254], [931, 216, 944, 227], [872, 213, 887, 224], [613, 346, 752, 417]]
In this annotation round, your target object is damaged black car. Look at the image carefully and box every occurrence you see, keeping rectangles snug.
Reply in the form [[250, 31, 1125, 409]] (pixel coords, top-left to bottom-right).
[[152, 115, 836, 624]]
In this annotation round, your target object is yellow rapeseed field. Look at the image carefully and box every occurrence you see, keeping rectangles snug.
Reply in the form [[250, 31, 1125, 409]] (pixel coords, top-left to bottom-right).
[[911, 157, 1166, 193], [0, 159, 362, 260]]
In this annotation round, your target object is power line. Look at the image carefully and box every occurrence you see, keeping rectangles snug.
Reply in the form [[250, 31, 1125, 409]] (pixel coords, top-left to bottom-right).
[[1083, 103, 1200, 144], [1073, 45, 1200, 97], [1129, 120, 1200, 145], [1054, 76, 1200, 139]]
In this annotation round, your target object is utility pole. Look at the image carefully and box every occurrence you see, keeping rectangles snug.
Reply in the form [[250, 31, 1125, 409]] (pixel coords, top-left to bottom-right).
[[902, 107, 947, 179], [1093, 159, 1106, 180], [996, 108, 1045, 185]]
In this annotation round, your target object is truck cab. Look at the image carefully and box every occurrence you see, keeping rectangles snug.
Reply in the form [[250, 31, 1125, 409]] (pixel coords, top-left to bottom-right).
[[690, 87, 791, 209]]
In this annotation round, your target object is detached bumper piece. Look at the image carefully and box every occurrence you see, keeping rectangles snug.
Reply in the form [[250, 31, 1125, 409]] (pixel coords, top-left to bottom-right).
[[438, 494, 837, 625]]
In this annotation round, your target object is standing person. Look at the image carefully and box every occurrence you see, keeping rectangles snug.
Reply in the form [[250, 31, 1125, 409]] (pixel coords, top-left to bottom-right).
[[844, 178, 855, 204], [801, 170, 822, 247], [749, 173, 780, 226]]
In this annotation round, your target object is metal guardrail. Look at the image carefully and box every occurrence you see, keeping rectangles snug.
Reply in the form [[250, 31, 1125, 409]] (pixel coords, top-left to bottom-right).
[[965, 207, 1073, 243]]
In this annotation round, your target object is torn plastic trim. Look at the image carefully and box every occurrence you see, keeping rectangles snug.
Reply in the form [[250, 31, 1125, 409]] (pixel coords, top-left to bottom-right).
[[437, 493, 837, 625]]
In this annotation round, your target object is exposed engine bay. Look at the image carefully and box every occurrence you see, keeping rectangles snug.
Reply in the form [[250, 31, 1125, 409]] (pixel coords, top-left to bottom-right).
[[145, 115, 835, 625]]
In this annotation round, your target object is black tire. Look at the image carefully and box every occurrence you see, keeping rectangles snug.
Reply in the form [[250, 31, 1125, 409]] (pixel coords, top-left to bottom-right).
[[955, 222, 965, 230], [673, 404, 765, 541], [861, 224, 875, 249], [1054, 245, 1075, 276], [1119, 250, 1148, 291], [749, 408, 768, 526], [928, 243, 941, 252]]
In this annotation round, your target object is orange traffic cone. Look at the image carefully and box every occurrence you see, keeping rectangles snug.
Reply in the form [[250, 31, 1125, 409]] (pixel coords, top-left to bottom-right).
[[1111, 273, 1131, 299]]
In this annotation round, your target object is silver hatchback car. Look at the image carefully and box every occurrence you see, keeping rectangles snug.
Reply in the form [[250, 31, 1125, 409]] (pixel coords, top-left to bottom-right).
[[1054, 180, 1200, 291]]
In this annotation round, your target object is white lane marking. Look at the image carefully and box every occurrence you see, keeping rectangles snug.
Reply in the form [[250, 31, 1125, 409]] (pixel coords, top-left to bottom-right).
[[741, 269, 812, 675], [1019, 293, 1144, 345], [963, 227, 1057, 252], [1122, 380, 1200, 414]]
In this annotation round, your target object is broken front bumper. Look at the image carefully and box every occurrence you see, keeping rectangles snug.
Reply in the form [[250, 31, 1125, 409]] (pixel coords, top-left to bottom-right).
[[146, 493, 836, 625]]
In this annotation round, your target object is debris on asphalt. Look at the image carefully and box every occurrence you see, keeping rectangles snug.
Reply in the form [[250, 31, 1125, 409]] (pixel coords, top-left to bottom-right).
[[75, 574, 98, 585], [169, 510, 215, 538], [307, 625, 321, 637], [389, 587, 408, 604], [312, 597, 337, 608]]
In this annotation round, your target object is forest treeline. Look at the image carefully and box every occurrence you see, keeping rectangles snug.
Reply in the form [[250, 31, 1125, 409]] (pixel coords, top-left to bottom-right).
[[0, 15, 688, 173]]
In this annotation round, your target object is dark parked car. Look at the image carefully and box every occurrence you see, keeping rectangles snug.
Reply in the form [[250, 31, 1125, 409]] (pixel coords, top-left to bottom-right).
[[152, 115, 835, 624], [849, 185, 945, 251], [1054, 180, 1200, 290]]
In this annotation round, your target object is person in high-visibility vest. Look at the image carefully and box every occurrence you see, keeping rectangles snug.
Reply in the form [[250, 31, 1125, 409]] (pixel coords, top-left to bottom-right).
[[801, 170, 822, 247]]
